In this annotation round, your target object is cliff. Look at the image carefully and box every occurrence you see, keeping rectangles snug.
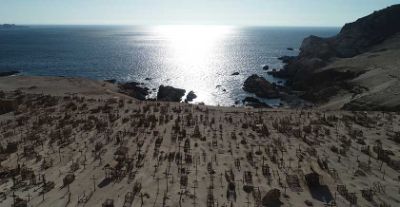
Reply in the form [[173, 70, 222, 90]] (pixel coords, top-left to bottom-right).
[[273, 4, 400, 111]]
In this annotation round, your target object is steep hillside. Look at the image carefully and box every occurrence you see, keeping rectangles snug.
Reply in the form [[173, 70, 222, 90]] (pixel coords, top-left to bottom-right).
[[271, 4, 400, 111]]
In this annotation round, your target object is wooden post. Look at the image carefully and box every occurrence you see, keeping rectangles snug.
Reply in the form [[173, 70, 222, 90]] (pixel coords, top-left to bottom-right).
[[12, 191, 16, 206], [58, 147, 63, 162], [379, 160, 384, 171], [140, 193, 144, 207], [91, 175, 96, 191]]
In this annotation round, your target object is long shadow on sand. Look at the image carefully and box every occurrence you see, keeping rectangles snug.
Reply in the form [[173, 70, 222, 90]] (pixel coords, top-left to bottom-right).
[[98, 178, 113, 188], [309, 185, 333, 203]]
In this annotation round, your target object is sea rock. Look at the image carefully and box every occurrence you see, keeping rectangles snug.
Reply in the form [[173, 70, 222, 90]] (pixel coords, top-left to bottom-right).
[[157, 85, 186, 102], [118, 81, 150, 100], [242, 97, 271, 108], [231, 72, 240, 76], [0, 71, 19, 77], [185, 91, 197, 102], [287, 47, 294, 51], [262, 65, 269, 70], [104, 79, 116, 84], [267, 69, 278, 75], [243, 74, 279, 98], [277, 56, 296, 64]]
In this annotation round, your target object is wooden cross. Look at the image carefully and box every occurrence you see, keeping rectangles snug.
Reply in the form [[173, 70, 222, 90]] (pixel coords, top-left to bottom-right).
[[191, 182, 198, 206], [220, 173, 224, 189], [156, 176, 161, 193], [245, 193, 251, 207], [256, 142, 264, 154], [162, 191, 168, 207], [153, 163, 159, 178], [91, 175, 96, 191], [140, 193, 144, 207], [82, 158, 87, 169], [163, 163, 172, 192], [58, 147, 63, 162]]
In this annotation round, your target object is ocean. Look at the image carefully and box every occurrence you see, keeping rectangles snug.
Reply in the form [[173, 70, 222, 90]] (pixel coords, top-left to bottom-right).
[[0, 25, 339, 106]]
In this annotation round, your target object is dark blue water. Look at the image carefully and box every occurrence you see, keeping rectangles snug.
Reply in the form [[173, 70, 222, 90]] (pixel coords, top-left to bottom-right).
[[0, 25, 339, 105]]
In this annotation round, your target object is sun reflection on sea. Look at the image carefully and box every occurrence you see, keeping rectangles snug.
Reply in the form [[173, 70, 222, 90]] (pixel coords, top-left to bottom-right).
[[154, 25, 234, 104], [156, 25, 231, 67]]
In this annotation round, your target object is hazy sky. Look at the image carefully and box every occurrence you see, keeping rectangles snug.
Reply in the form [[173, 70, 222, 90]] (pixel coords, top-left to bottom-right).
[[1, 0, 398, 26]]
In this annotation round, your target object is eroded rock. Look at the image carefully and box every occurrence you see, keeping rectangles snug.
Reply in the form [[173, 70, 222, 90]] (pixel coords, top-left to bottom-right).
[[157, 85, 186, 102], [243, 75, 279, 98], [118, 81, 150, 100], [185, 91, 197, 102]]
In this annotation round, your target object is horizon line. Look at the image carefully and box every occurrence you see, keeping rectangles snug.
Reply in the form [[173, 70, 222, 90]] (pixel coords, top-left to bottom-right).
[[6, 23, 342, 28]]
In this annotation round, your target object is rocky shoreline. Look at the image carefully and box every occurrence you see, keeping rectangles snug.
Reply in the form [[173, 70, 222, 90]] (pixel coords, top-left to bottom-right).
[[268, 4, 400, 111], [2, 5, 399, 111]]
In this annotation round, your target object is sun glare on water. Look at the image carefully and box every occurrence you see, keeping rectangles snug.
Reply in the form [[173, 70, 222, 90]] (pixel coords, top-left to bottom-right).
[[154, 25, 234, 104], [156, 25, 232, 70]]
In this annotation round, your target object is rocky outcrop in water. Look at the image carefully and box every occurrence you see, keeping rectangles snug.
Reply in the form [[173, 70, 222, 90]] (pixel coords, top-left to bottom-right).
[[157, 85, 186, 102], [118, 81, 150, 100], [185, 91, 197, 102], [243, 74, 279, 98], [242, 97, 271, 108]]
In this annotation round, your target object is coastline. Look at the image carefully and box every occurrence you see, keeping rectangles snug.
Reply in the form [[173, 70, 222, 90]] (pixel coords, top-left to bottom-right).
[[270, 5, 400, 111], [1, 3, 400, 207], [0, 25, 340, 108]]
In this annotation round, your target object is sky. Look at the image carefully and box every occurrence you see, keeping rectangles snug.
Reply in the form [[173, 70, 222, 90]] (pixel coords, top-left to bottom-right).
[[1, 0, 399, 26]]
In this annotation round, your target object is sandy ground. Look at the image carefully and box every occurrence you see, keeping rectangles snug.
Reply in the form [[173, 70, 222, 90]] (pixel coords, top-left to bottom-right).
[[320, 34, 400, 110], [0, 76, 123, 99], [0, 76, 399, 207]]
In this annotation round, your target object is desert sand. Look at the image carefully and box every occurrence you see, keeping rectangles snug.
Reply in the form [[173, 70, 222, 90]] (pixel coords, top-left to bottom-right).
[[0, 76, 399, 207]]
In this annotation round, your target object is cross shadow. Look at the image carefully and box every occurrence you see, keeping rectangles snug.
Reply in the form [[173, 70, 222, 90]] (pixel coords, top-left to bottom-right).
[[97, 178, 112, 188], [309, 185, 333, 203]]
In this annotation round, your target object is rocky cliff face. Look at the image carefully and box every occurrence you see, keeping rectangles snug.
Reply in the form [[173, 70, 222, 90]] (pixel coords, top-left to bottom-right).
[[334, 5, 400, 58], [299, 4, 400, 61], [273, 4, 400, 110], [276, 5, 400, 80]]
